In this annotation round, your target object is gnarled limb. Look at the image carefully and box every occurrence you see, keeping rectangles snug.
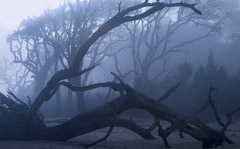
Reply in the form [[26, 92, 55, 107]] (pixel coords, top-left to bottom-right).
[[124, 85, 234, 147], [28, 1, 202, 119], [3, 1, 232, 148], [26, 64, 99, 118], [0, 80, 235, 148], [157, 83, 181, 103], [31, 83, 232, 148]]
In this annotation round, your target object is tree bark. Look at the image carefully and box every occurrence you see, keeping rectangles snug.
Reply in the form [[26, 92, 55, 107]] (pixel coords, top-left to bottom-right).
[[28, 2, 203, 117], [34, 85, 233, 148], [0, 81, 234, 148]]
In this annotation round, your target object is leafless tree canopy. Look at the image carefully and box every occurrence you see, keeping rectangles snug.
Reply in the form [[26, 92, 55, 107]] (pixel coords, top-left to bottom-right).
[[1, 0, 239, 148]]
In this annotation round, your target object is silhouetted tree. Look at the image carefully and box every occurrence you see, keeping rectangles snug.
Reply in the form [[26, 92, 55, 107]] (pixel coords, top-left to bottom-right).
[[116, 0, 224, 97], [7, 11, 61, 97], [8, 0, 125, 114], [0, 1, 235, 148], [177, 61, 193, 84]]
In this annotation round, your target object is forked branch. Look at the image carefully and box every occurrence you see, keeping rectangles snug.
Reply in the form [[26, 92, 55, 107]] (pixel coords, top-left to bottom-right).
[[208, 86, 240, 133]]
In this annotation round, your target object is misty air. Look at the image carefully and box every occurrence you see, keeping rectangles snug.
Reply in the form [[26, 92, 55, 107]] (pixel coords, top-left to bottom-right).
[[0, 0, 239, 149]]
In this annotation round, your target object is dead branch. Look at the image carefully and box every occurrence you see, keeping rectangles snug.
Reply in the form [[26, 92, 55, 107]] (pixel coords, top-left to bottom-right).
[[157, 120, 170, 148], [118, 2, 122, 13], [0, 81, 235, 148], [111, 72, 125, 85], [208, 86, 240, 133], [225, 106, 240, 132], [2, 2, 233, 149], [27, 1, 202, 117], [7, 90, 27, 106], [192, 100, 210, 117], [42, 84, 233, 147], [208, 86, 226, 129], [157, 83, 181, 103]]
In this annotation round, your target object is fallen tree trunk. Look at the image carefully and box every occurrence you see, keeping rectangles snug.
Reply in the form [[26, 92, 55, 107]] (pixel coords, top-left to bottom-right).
[[0, 1, 235, 148], [0, 82, 235, 148], [34, 84, 233, 148]]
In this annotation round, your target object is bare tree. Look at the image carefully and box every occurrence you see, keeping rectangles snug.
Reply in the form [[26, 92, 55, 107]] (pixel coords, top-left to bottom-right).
[[0, 1, 235, 148], [0, 58, 33, 98], [112, 0, 224, 97], [7, 12, 62, 97], [48, 0, 125, 113]]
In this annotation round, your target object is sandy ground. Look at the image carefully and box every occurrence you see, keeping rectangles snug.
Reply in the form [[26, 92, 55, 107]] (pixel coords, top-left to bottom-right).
[[0, 118, 239, 149]]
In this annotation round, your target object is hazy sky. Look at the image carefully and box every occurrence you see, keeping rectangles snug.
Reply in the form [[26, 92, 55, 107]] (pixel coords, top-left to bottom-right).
[[0, 0, 75, 27], [0, 0, 76, 92], [0, 0, 75, 57]]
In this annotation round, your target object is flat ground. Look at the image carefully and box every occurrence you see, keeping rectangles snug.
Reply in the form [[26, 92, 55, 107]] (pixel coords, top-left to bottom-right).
[[0, 117, 239, 149]]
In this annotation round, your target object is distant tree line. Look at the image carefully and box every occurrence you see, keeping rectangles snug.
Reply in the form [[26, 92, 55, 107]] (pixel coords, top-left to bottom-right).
[[161, 49, 240, 121]]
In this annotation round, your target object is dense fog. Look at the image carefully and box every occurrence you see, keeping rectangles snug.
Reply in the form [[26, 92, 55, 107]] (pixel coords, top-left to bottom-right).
[[0, 0, 238, 118], [0, 0, 240, 148]]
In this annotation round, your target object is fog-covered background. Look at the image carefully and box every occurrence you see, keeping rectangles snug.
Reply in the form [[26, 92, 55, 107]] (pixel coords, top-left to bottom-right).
[[0, 0, 239, 120]]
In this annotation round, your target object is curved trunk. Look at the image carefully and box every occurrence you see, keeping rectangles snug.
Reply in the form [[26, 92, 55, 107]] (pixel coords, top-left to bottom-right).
[[0, 83, 234, 148], [37, 88, 233, 148]]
